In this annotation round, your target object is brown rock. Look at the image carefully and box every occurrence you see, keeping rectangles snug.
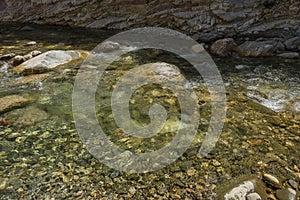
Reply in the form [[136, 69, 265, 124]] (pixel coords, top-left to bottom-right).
[[10, 73, 52, 86], [209, 38, 236, 57], [0, 95, 30, 114], [237, 41, 276, 57], [4, 106, 49, 126]]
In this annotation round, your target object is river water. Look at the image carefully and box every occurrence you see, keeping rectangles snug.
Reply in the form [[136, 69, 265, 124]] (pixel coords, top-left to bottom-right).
[[0, 23, 299, 199]]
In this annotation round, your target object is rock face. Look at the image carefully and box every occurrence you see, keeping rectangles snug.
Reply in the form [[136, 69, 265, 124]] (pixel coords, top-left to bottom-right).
[[0, 95, 30, 114], [0, 0, 299, 37], [13, 50, 86, 75]]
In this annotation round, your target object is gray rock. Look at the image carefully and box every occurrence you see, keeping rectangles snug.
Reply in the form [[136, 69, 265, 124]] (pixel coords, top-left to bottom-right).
[[276, 188, 296, 200], [95, 41, 121, 53], [288, 180, 298, 190], [0, 61, 8, 73], [209, 38, 236, 57], [237, 41, 276, 57], [284, 37, 300, 50], [14, 50, 85, 75], [25, 41, 37, 46], [278, 52, 299, 59]]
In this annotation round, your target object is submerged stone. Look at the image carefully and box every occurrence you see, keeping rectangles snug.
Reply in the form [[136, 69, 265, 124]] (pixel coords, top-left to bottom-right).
[[0, 95, 30, 114]]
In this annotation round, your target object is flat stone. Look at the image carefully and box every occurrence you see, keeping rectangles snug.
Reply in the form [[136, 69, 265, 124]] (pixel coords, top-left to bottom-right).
[[0, 95, 30, 114], [278, 52, 299, 59], [276, 188, 296, 200], [14, 50, 86, 75]]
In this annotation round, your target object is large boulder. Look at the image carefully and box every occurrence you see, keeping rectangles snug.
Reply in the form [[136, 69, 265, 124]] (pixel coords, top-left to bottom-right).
[[0, 95, 30, 114], [13, 50, 87, 75], [236, 41, 276, 57], [209, 38, 236, 57]]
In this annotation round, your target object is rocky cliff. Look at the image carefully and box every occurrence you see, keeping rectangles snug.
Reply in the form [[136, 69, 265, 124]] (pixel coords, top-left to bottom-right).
[[0, 0, 299, 38]]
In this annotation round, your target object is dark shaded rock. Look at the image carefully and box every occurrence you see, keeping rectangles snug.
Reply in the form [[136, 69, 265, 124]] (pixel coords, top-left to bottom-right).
[[209, 38, 236, 57], [192, 31, 223, 43], [278, 52, 299, 59], [0, 53, 16, 61], [276, 188, 296, 200], [20, 25, 34, 31], [236, 41, 276, 57], [0, 95, 30, 114], [11, 55, 25, 66], [284, 37, 300, 50]]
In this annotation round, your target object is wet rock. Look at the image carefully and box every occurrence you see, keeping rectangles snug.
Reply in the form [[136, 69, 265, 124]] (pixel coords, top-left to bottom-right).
[[11, 55, 25, 66], [246, 192, 262, 200], [288, 180, 298, 190], [0, 95, 30, 114], [14, 50, 86, 75], [209, 38, 236, 57], [278, 52, 299, 59], [95, 41, 120, 53], [276, 188, 296, 200], [236, 41, 276, 57], [25, 41, 37, 46], [284, 37, 300, 50], [0, 53, 16, 60], [263, 173, 281, 188], [29, 50, 42, 57]]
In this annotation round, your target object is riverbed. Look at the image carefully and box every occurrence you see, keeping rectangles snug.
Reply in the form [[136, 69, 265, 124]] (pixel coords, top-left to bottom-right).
[[0, 23, 299, 199]]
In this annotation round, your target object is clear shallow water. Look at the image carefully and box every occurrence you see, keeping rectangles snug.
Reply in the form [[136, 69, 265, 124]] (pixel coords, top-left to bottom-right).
[[0, 23, 299, 199]]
